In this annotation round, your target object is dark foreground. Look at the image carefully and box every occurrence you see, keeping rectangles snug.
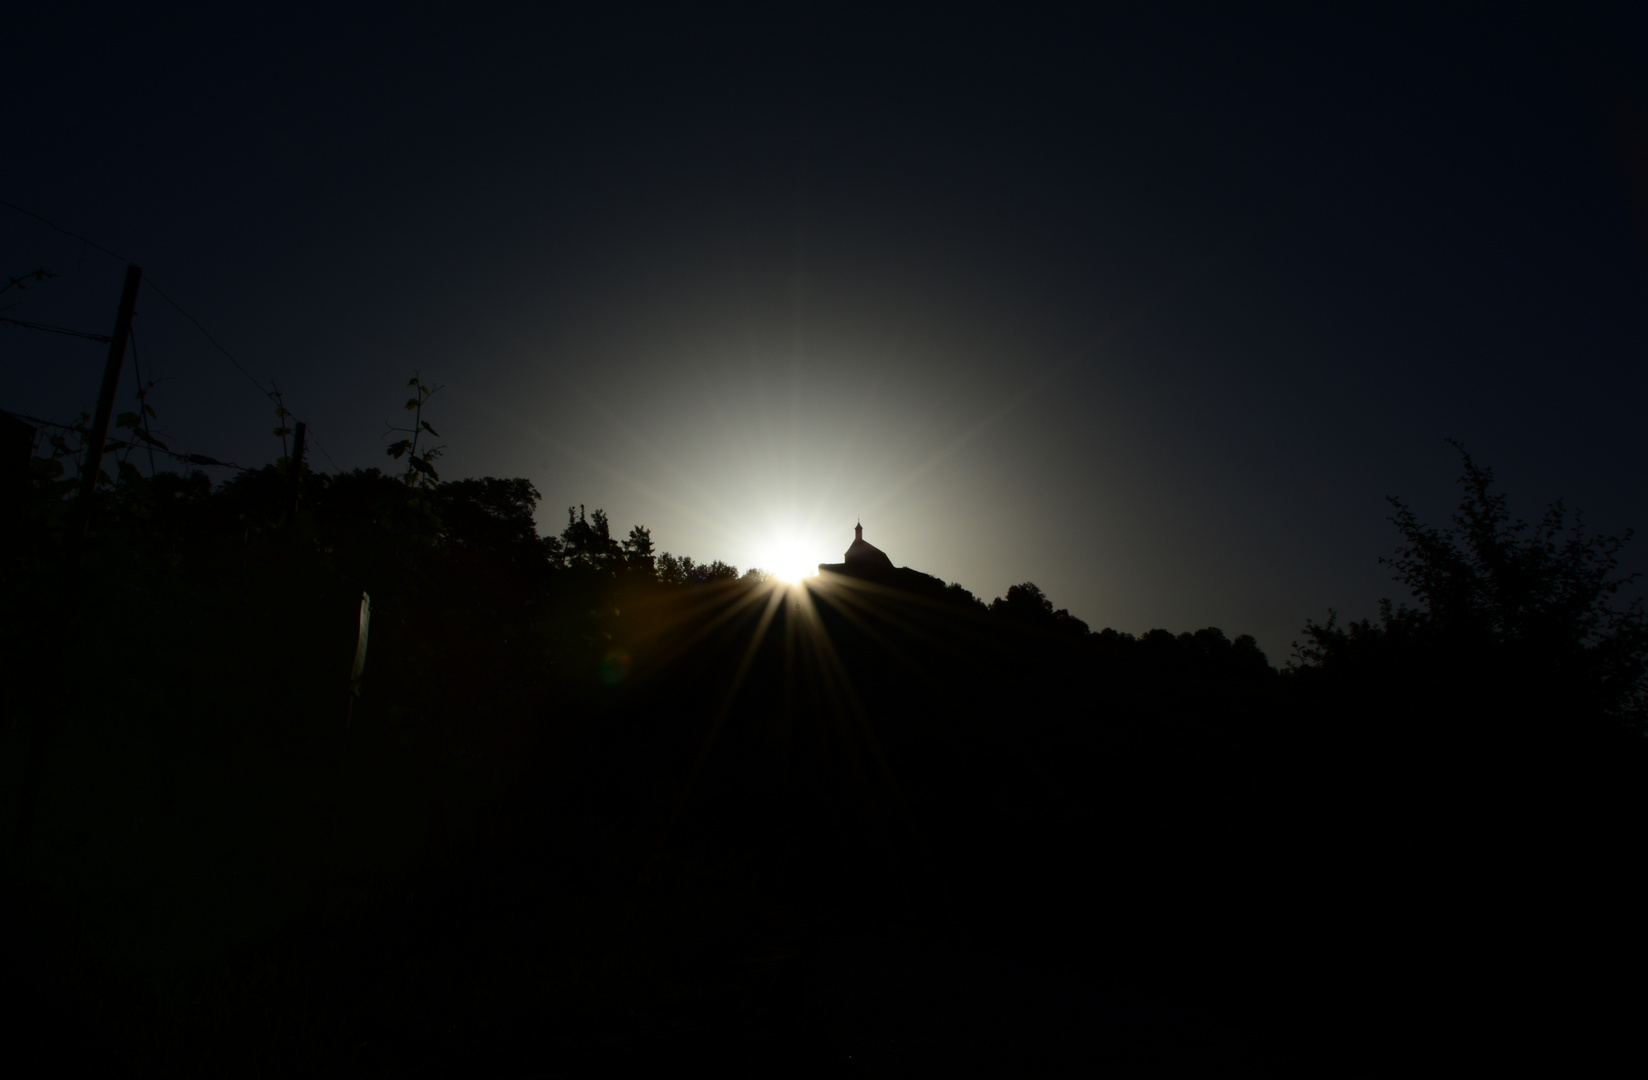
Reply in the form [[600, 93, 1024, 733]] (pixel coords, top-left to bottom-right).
[[5, 468, 1644, 1076]]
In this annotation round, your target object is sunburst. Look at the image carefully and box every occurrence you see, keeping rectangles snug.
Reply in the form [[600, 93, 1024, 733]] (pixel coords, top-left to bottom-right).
[[753, 530, 823, 585]]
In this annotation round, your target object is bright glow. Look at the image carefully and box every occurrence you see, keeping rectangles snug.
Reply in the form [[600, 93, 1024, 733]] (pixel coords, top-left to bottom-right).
[[756, 532, 822, 585]]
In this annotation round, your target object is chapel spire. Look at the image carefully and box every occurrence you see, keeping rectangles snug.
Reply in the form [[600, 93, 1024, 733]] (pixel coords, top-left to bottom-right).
[[840, 520, 893, 574]]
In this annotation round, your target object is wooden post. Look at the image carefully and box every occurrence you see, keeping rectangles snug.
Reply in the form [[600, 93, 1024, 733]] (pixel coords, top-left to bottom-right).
[[289, 421, 307, 517], [346, 591, 370, 729], [78, 264, 143, 506]]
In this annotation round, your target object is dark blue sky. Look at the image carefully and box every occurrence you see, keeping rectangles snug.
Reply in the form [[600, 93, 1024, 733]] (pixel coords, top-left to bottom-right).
[[7, 3, 1646, 657]]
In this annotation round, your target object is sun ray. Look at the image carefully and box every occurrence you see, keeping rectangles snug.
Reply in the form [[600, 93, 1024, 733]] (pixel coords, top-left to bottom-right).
[[620, 578, 774, 667], [652, 582, 789, 852], [786, 579, 968, 920]]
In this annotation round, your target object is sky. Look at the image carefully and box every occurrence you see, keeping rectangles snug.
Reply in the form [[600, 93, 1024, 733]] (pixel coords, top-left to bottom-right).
[[6, 3, 1647, 660]]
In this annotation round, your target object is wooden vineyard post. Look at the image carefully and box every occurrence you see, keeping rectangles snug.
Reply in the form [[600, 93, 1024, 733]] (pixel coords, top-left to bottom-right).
[[288, 421, 307, 518], [347, 591, 370, 728], [78, 264, 142, 513]]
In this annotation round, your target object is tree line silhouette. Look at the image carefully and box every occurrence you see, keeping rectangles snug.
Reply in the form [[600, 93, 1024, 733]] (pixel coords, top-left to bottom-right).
[[3, 425, 1644, 1075]]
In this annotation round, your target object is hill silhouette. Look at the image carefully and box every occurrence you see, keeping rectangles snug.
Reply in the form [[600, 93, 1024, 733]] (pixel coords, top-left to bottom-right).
[[3, 444, 1645, 1075]]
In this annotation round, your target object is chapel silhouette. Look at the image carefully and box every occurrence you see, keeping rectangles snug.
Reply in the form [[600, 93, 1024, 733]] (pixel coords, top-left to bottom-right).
[[816, 523, 949, 595], [817, 521, 895, 577]]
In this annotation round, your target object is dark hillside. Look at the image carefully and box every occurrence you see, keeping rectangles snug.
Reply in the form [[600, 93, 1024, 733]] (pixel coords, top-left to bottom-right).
[[3, 454, 1644, 1076]]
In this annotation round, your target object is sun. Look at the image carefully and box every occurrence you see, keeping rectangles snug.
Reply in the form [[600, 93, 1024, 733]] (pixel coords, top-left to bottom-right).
[[756, 532, 821, 585]]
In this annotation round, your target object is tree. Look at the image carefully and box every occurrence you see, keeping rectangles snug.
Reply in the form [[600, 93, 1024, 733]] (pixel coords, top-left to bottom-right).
[[991, 581, 1054, 621], [621, 524, 656, 574], [656, 551, 690, 587], [435, 478, 541, 551], [686, 559, 740, 585], [1296, 442, 1648, 731], [560, 505, 621, 569], [989, 581, 1090, 636], [655, 551, 741, 586]]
